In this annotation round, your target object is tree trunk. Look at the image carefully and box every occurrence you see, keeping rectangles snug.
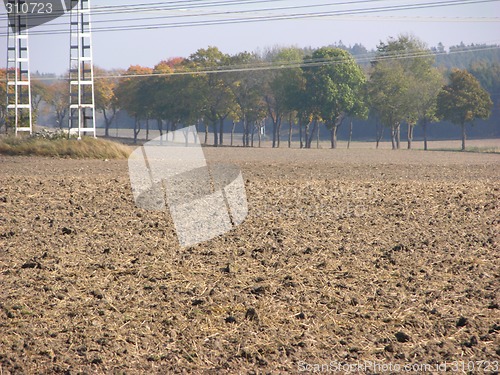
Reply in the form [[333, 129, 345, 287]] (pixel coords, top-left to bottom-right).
[[376, 122, 384, 149], [57, 111, 65, 130], [272, 119, 277, 148], [258, 122, 262, 148], [115, 112, 119, 137], [243, 116, 249, 147], [133, 117, 140, 144], [103, 108, 116, 138], [231, 120, 235, 146], [272, 116, 281, 148], [330, 125, 337, 148], [288, 115, 293, 148], [407, 122, 413, 150], [391, 126, 396, 150], [307, 120, 317, 149], [247, 122, 251, 147], [347, 119, 353, 149], [244, 122, 248, 147], [396, 124, 401, 149], [213, 121, 218, 147], [316, 121, 320, 148], [146, 118, 150, 141], [103, 110, 110, 137], [277, 119, 282, 148], [461, 122, 466, 151], [422, 121, 428, 151], [299, 120, 303, 148], [241, 120, 246, 147], [183, 127, 190, 146], [157, 119, 163, 136], [219, 118, 224, 146], [304, 122, 310, 148], [204, 122, 209, 145], [251, 123, 255, 147]]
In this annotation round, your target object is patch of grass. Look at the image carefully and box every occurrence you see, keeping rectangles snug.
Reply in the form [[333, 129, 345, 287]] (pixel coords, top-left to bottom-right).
[[0, 136, 132, 159], [464, 146, 500, 154], [425, 146, 500, 154]]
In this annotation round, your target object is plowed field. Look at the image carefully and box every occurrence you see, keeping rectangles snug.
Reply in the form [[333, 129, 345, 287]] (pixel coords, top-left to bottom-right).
[[1, 147, 499, 374]]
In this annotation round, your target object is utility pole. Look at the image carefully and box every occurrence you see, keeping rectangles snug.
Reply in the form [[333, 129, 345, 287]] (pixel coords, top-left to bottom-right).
[[69, 0, 96, 139], [6, 0, 32, 135]]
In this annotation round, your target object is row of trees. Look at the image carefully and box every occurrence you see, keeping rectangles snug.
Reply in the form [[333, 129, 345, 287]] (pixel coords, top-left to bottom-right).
[[367, 36, 494, 151], [1, 35, 495, 150]]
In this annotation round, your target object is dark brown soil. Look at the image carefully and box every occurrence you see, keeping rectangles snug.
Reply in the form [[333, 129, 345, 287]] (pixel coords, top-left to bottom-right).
[[0, 147, 499, 374]]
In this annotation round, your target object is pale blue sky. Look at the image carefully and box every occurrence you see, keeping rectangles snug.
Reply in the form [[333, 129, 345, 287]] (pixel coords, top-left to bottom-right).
[[1, 0, 499, 74]]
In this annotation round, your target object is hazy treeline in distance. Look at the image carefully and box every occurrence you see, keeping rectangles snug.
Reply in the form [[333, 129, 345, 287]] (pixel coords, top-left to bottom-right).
[[2, 37, 499, 149]]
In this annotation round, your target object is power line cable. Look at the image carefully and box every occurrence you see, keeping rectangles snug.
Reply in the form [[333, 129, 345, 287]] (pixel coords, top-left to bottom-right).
[[0, 0, 390, 28], [0, 0, 397, 29], [25, 44, 500, 81], [0, 0, 295, 22], [0, 0, 498, 36]]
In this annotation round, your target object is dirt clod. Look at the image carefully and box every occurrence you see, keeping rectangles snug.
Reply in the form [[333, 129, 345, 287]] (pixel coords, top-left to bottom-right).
[[295, 312, 306, 320], [456, 316, 468, 327], [61, 227, 73, 235], [463, 336, 478, 348], [395, 331, 411, 343], [245, 308, 258, 321], [21, 261, 41, 269]]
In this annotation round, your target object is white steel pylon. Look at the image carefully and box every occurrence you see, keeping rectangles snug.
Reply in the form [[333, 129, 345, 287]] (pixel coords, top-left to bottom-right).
[[6, 0, 32, 135], [69, 0, 96, 138]]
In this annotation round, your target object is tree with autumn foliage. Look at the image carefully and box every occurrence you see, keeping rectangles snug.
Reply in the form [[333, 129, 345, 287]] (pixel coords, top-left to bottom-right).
[[45, 81, 69, 129], [150, 58, 202, 137], [436, 69, 493, 151], [148, 60, 174, 136], [31, 80, 50, 127], [115, 65, 153, 143], [94, 67, 120, 137], [187, 47, 237, 146]]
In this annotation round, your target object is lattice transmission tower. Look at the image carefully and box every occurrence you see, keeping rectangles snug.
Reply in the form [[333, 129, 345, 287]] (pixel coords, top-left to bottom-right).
[[69, 0, 96, 138], [6, 0, 32, 135]]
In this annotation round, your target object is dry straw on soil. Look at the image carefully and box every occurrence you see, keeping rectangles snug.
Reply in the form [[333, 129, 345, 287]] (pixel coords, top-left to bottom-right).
[[0, 136, 131, 159], [0, 147, 499, 374]]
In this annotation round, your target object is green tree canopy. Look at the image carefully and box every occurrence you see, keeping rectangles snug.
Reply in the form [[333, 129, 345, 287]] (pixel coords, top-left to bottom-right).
[[369, 35, 441, 149], [227, 52, 267, 146], [263, 46, 305, 148], [304, 47, 366, 148], [436, 69, 493, 150], [187, 47, 236, 146]]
